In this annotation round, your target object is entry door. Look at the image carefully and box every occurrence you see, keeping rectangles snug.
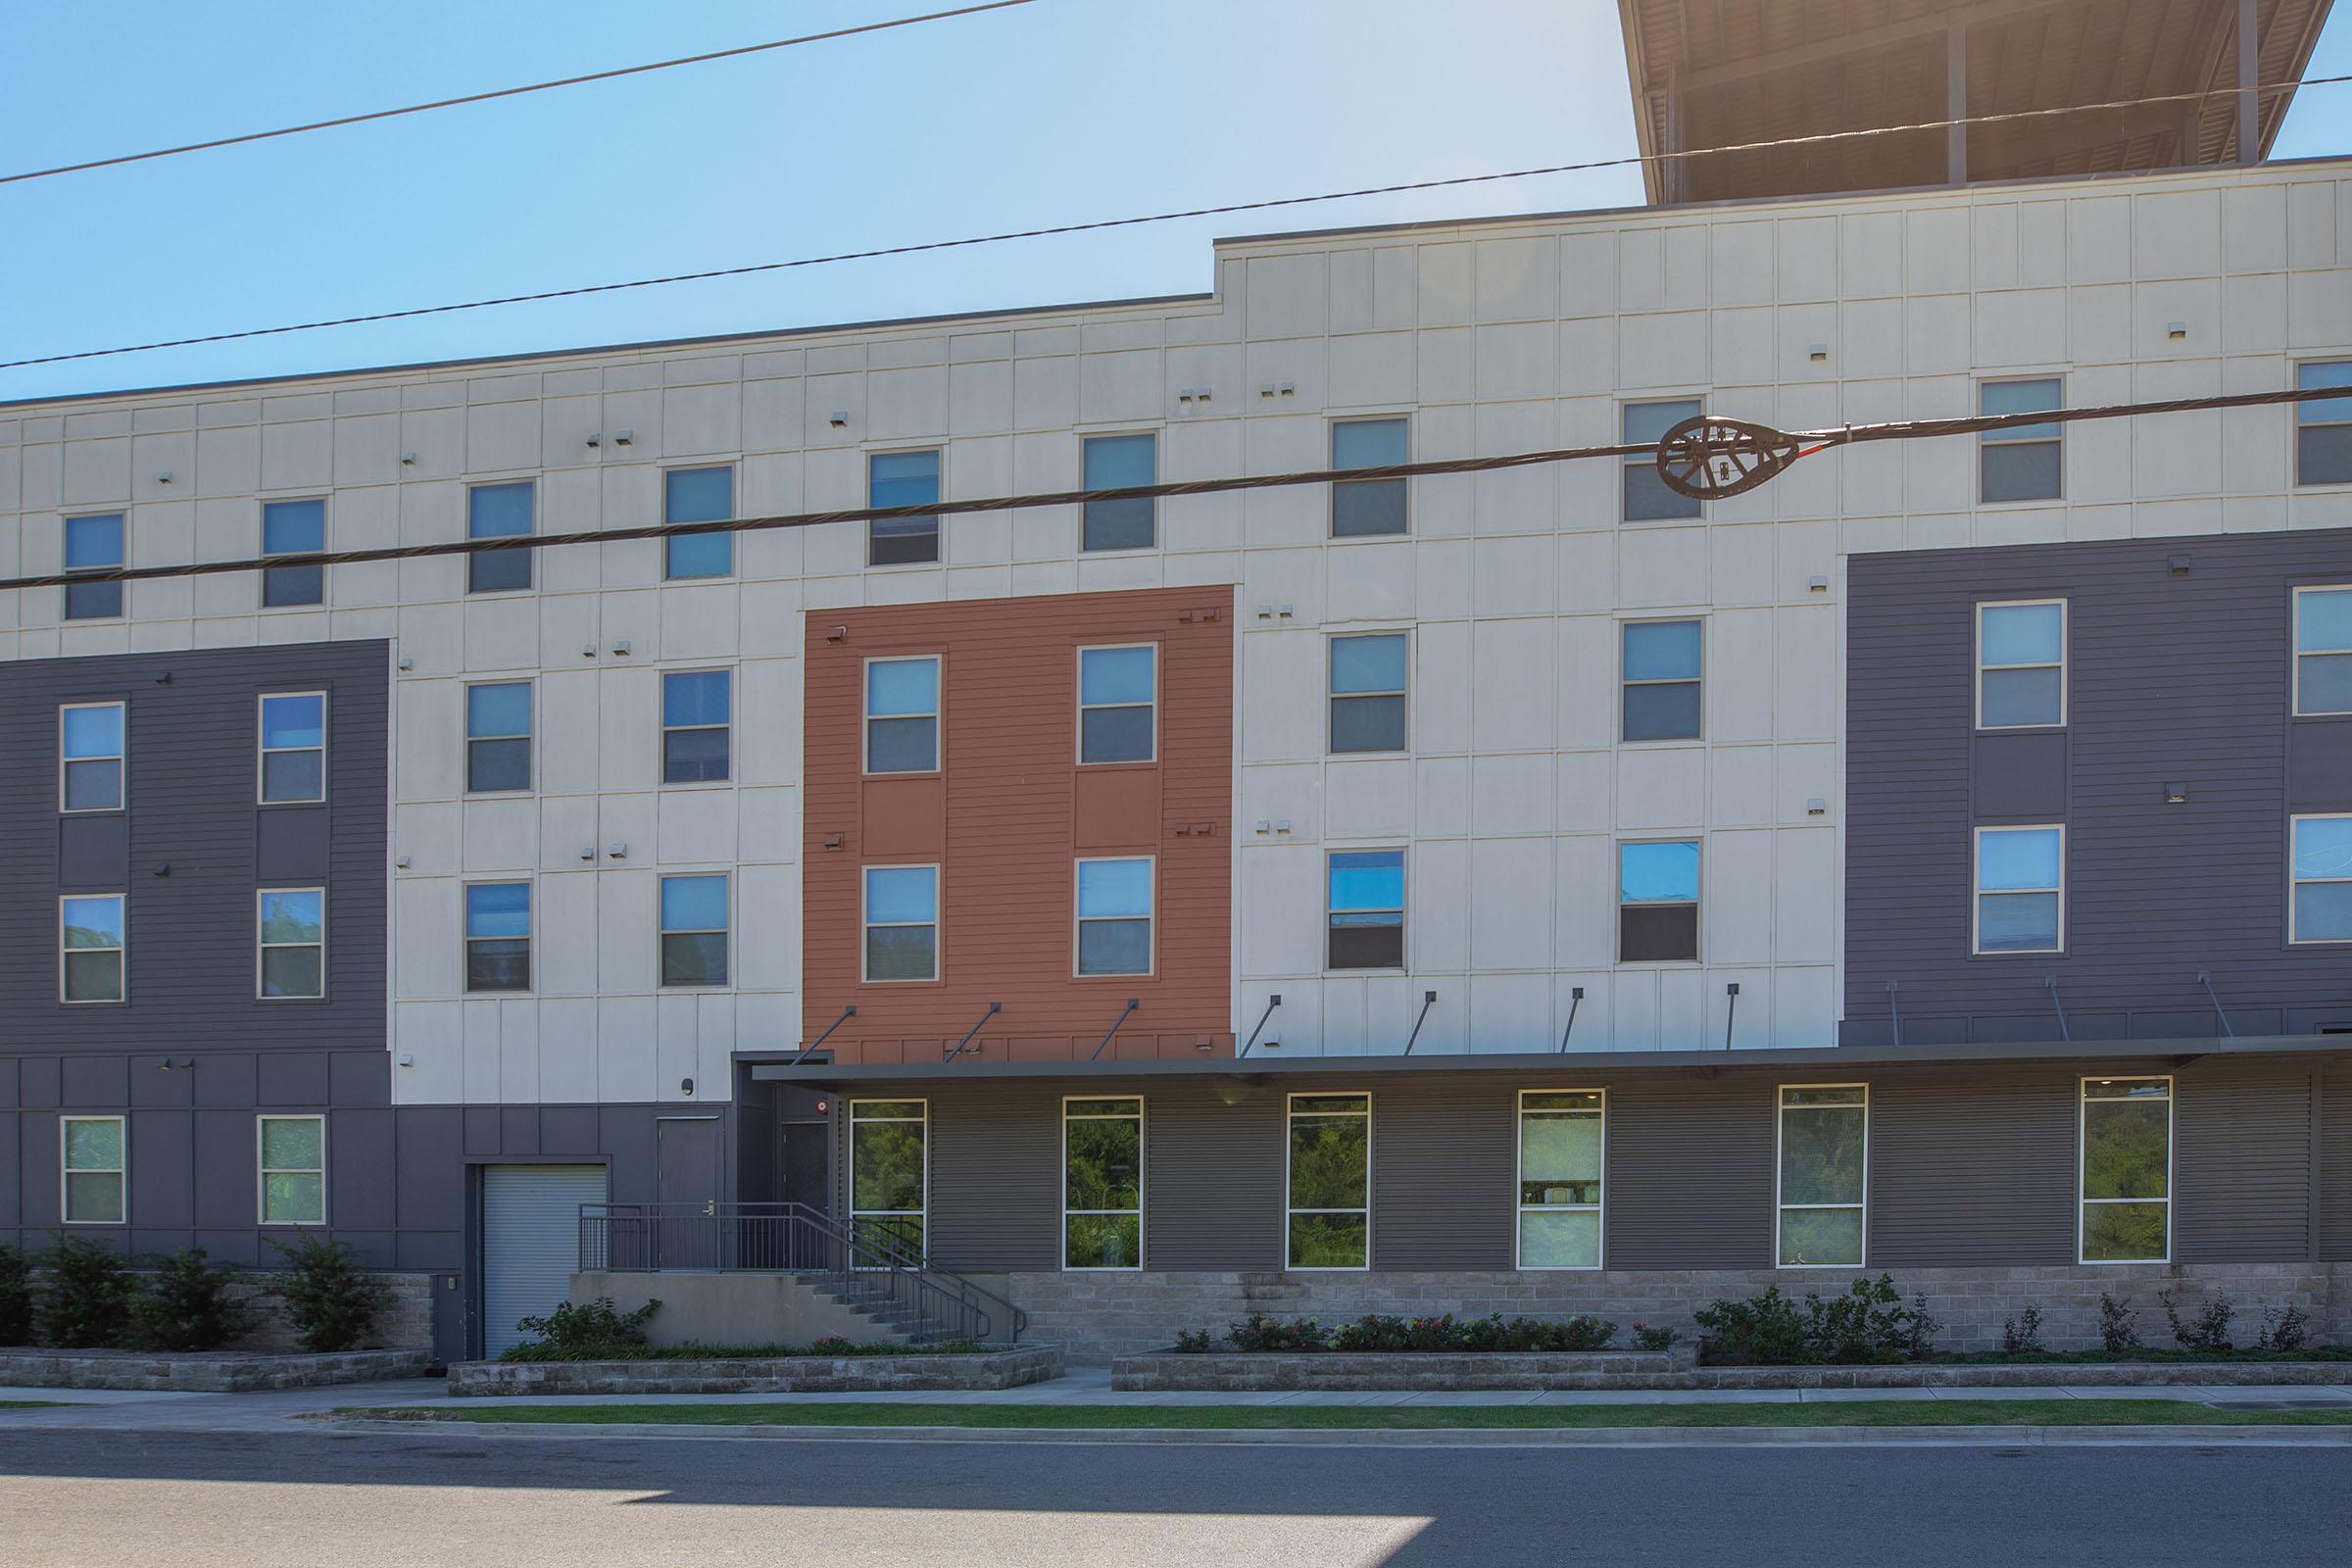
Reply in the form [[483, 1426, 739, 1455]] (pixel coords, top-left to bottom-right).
[[656, 1117, 722, 1268], [775, 1119, 831, 1270], [480, 1164, 608, 1356]]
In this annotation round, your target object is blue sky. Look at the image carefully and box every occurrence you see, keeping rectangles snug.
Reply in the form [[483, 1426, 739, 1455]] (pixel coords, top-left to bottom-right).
[[2, 0, 2347, 406]]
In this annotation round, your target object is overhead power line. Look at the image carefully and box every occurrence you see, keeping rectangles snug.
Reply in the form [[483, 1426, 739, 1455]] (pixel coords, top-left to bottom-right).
[[0, 2, 1039, 187], [3, 72, 2347, 376], [4, 378, 2343, 596]]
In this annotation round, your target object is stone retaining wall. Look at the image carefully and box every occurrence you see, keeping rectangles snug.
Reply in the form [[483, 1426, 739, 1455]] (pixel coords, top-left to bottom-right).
[[221, 1272, 438, 1354], [0, 1348, 429, 1392], [448, 1345, 1064, 1396]]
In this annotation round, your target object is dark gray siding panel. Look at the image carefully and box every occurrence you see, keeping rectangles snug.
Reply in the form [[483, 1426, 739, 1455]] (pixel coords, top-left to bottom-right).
[[1145, 1079, 1285, 1269], [1373, 1082, 1514, 1269], [2323, 1074, 2352, 1259], [1869, 1067, 2077, 1266], [2176, 1062, 2313, 1262], [926, 1084, 1059, 1274], [1605, 1078, 1774, 1269]]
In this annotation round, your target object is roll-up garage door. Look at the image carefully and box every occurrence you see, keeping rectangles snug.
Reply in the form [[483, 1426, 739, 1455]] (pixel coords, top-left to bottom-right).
[[481, 1165, 608, 1357]]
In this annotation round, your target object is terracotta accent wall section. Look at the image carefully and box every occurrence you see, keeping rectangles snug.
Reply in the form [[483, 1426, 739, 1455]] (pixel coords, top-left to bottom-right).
[[805, 586, 1233, 1063]]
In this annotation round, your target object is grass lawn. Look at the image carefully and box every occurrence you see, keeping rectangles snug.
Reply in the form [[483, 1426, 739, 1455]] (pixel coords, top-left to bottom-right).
[[0, 1400, 66, 1410], [345, 1398, 2352, 1431]]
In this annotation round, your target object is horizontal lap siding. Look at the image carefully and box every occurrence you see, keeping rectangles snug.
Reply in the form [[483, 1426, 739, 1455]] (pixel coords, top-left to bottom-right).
[[1373, 1082, 1514, 1269], [2177, 1062, 2313, 1262], [924, 1083, 1059, 1273], [1869, 1067, 2078, 1266], [1605, 1078, 1775, 1269], [2324, 1076, 2352, 1259]]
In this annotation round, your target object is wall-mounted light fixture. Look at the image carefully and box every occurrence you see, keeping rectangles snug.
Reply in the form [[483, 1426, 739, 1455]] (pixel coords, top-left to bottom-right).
[[613, 430, 634, 446], [607, 842, 628, 859], [2164, 782, 2189, 805]]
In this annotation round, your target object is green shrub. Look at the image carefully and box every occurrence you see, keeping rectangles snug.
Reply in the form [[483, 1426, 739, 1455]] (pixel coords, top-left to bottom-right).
[[132, 1250, 253, 1352], [1694, 1285, 1809, 1365], [1631, 1322, 1681, 1352], [2255, 1303, 2313, 1354], [1172, 1327, 1215, 1353], [2098, 1291, 2141, 1352], [510, 1297, 659, 1358], [0, 1244, 30, 1347], [2161, 1288, 2235, 1353], [1696, 1276, 1933, 1365], [1903, 1293, 1943, 1360], [35, 1236, 141, 1348], [1227, 1312, 1328, 1352], [2000, 1302, 2048, 1355], [269, 1237, 391, 1352]]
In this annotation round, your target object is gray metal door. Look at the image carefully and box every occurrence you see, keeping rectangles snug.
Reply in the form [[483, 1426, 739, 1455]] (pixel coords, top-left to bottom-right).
[[656, 1117, 722, 1268], [481, 1164, 607, 1356]]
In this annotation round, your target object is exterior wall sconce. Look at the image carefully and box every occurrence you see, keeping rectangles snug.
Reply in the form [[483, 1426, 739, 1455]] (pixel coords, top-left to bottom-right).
[[394, 855, 411, 869], [401, 452, 417, 466], [2169, 555, 2192, 575], [610, 640, 631, 657], [579, 845, 595, 861], [2167, 321, 2188, 340], [828, 412, 849, 427], [585, 433, 601, 448], [613, 430, 634, 446], [1807, 574, 1830, 593], [2164, 782, 2189, 804], [679, 1077, 695, 1097], [1807, 344, 1828, 362], [156, 470, 173, 485], [1806, 797, 1828, 816], [607, 842, 628, 858]]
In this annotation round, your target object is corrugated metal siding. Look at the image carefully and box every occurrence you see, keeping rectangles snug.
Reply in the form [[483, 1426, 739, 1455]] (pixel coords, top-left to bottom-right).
[[926, 1082, 1059, 1273], [1869, 1067, 2078, 1266], [1373, 1081, 1515, 1269], [1605, 1077, 1775, 1269], [2322, 1074, 2352, 1259], [2177, 1061, 2314, 1263]]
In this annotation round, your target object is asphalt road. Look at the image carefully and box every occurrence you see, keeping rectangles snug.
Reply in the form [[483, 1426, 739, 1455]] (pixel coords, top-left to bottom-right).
[[2, 1427, 2347, 1567]]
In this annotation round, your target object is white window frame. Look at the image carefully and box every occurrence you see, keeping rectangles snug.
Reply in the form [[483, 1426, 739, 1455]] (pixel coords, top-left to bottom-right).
[[59, 700, 125, 814], [866, 447, 943, 566], [1978, 375, 2065, 504], [2292, 584, 2352, 716], [2290, 812, 2352, 945], [1074, 856, 1155, 979], [662, 463, 736, 581], [257, 887, 326, 1001], [465, 479, 535, 594], [1060, 1095, 1146, 1271], [1619, 616, 1705, 744], [2079, 1075, 2173, 1266], [464, 679, 533, 794], [849, 1098, 928, 1262], [256, 1113, 327, 1227], [257, 691, 327, 805], [1617, 837, 1703, 965], [1775, 1084, 1869, 1270], [464, 879, 533, 994], [1079, 432, 1158, 553], [1514, 1089, 1605, 1271], [861, 862, 941, 984], [1976, 598, 2068, 730], [659, 666, 733, 786], [1973, 823, 2067, 956], [2294, 359, 2352, 487], [1075, 643, 1157, 765], [1283, 1091, 1372, 1273], [1621, 397, 1704, 521], [1327, 630, 1410, 755], [1328, 415, 1411, 538], [863, 655, 942, 776], [656, 872, 730, 990], [259, 496, 328, 609], [61, 1114, 126, 1226], [1325, 847, 1407, 973], [63, 512, 126, 619], [60, 893, 125, 1004]]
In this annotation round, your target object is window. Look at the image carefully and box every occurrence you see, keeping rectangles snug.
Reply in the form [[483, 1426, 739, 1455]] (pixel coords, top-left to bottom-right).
[[1330, 417, 1407, 537], [258, 1114, 325, 1226], [850, 1099, 926, 1257], [1778, 1086, 1867, 1267], [2291, 815, 2352, 944], [64, 513, 124, 619], [1975, 825, 2064, 954], [258, 888, 324, 999], [61, 1116, 124, 1224], [1979, 378, 2063, 502], [1327, 850, 1404, 970], [2296, 361, 2352, 485], [1063, 1097, 1143, 1269], [1977, 600, 2066, 728], [1622, 619, 1702, 741], [1619, 840, 1699, 962], [258, 693, 326, 804], [1329, 633, 1406, 753], [662, 670, 731, 783], [1624, 400, 1701, 520], [2294, 585, 2352, 715], [261, 499, 326, 608], [1517, 1091, 1603, 1269], [2081, 1077, 2171, 1263], [1082, 433, 1156, 552], [864, 865, 940, 982], [60, 702, 124, 812], [466, 481, 533, 594], [869, 450, 940, 565], [465, 882, 532, 991], [659, 874, 729, 988], [1078, 645, 1154, 763], [664, 466, 734, 580], [1076, 858, 1152, 976], [466, 682, 531, 792], [864, 657, 939, 773], [62, 895, 124, 1003], [1286, 1093, 1370, 1269]]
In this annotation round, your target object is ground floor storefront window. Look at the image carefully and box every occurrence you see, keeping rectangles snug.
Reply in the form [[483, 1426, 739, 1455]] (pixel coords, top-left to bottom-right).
[[1063, 1097, 1144, 1268], [1286, 1093, 1371, 1269], [2081, 1076, 2171, 1262], [851, 1099, 927, 1259], [1516, 1090, 1603, 1267], [1777, 1085, 1867, 1267]]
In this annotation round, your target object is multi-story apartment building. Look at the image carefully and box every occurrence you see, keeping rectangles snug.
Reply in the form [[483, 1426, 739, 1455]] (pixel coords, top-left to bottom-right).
[[5, 0, 2352, 1358]]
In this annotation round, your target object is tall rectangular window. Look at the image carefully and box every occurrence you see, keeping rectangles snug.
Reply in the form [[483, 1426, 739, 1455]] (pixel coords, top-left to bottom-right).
[[869, 450, 940, 565], [2291, 814, 2352, 944], [659, 874, 729, 988], [664, 466, 734, 580], [1977, 599, 2066, 729], [64, 513, 124, 619], [466, 682, 531, 793], [62, 1115, 124, 1224], [1619, 840, 1699, 961], [466, 882, 532, 992], [864, 657, 939, 773], [1082, 433, 1156, 552], [1287, 1094, 1370, 1269], [1624, 400, 1701, 520], [1329, 633, 1406, 753], [1063, 1097, 1143, 1269], [1622, 619, 1702, 741], [1778, 1086, 1867, 1267], [850, 1099, 927, 1257], [258, 888, 325, 999], [1975, 825, 2064, 954], [258, 1114, 326, 1226], [2297, 361, 2352, 485], [1076, 858, 1152, 976], [1078, 645, 1154, 763], [261, 499, 326, 608], [60, 702, 124, 812], [1979, 378, 2063, 502], [2294, 585, 2352, 715], [863, 865, 940, 982], [662, 669, 731, 783], [258, 692, 326, 804], [1327, 850, 1404, 970], [1330, 417, 1408, 537], [466, 481, 533, 594], [1517, 1090, 1603, 1269], [62, 895, 124, 1003], [2081, 1077, 2171, 1263]]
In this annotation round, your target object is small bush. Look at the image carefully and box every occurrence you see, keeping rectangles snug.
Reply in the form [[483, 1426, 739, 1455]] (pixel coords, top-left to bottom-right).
[[1631, 1322, 1681, 1352], [2098, 1292, 2141, 1353], [2000, 1303, 2048, 1355], [132, 1250, 253, 1352], [2161, 1287, 2235, 1353], [809, 1335, 854, 1355], [1694, 1286, 1810, 1365], [269, 1237, 391, 1353], [0, 1244, 31, 1347], [1226, 1312, 1328, 1352], [511, 1297, 659, 1357], [1904, 1293, 1943, 1361], [2255, 1303, 2313, 1354], [1697, 1276, 1933, 1365], [34, 1236, 140, 1348], [1172, 1327, 1214, 1354]]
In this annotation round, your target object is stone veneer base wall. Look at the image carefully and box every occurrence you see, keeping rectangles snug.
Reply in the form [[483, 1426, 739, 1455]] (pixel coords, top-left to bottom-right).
[[448, 1345, 1064, 1396], [0, 1348, 429, 1392], [221, 1272, 438, 1355]]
